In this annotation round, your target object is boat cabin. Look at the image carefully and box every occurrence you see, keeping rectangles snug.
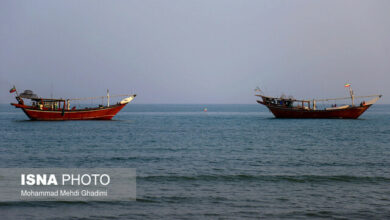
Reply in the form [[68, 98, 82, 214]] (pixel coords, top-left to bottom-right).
[[262, 97, 294, 107], [260, 96, 312, 110], [30, 98, 67, 110]]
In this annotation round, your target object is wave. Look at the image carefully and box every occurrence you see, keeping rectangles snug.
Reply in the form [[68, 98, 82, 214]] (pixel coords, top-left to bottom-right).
[[139, 174, 390, 183]]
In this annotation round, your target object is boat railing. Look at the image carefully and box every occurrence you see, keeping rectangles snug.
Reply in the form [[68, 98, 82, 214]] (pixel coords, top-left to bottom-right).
[[18, 93, 136, 111], [256, 94, 382, 110]]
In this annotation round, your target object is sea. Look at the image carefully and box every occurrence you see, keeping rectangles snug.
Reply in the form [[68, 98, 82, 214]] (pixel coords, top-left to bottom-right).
[[0, 104, 389, 219]]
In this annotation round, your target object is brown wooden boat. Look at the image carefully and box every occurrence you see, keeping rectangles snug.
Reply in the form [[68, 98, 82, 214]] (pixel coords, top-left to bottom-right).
[[255, 88, 382, 119], [10, 88, 136, 121]]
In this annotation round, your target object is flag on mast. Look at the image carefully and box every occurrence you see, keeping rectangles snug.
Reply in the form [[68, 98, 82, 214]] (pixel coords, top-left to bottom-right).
[[9, 86, 16, 93], [254, 86, 262, 92], [344, 83, 351, 88]]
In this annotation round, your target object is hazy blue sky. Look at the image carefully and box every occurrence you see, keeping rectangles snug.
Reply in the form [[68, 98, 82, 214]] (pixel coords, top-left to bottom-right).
[[1, 0, 389, 104]]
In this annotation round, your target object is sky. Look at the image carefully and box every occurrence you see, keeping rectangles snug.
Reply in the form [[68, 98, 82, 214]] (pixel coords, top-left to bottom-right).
[[1, 0, 389, 104]]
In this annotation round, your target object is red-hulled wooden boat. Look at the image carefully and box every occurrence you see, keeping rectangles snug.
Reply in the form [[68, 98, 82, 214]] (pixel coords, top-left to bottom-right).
[[10, 89, 136, 121], [255, 87, 382, 119]]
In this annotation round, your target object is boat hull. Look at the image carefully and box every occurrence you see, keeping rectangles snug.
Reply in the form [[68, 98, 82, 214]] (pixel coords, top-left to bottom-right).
[[258, 101, 372, 119], [13, 104, 127, 121]]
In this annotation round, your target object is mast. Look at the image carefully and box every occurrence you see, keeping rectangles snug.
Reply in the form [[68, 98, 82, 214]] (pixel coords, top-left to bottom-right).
[[14, 85, 19, 97], [107, 89, 110, 107], [344, 83, 354, 106], [349, 86, 354, 106]]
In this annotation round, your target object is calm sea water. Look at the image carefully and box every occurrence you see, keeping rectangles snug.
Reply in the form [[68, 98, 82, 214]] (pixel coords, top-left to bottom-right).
[[0, 104, 389, 219]]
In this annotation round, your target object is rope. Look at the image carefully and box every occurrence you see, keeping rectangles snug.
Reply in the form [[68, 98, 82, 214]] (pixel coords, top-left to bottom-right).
[[68, 94, 134, 101], [256, 94, 381, 102], [315, 95, 381, 102]]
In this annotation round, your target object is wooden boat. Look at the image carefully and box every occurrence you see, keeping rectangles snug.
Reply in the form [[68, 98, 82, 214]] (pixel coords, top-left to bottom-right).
[[10, 89, 136, 121], [255, 87, 382, 119]]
